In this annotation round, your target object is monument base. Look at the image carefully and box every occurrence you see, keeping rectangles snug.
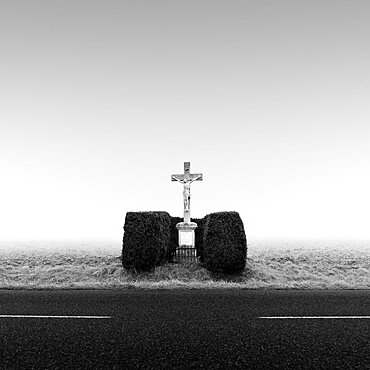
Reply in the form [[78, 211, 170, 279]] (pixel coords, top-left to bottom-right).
[[175, 222, 198, 262]]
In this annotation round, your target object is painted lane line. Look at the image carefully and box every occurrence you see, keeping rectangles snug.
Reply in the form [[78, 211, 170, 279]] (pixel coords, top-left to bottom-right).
[[0, 315, 111, 319], [259, 316, 370, 319]]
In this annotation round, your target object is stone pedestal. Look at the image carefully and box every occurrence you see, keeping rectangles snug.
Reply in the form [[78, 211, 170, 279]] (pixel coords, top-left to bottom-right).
[[175, 221, 197, 261]]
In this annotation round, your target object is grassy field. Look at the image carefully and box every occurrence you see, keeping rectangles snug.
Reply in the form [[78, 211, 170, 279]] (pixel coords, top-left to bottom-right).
[[0, 242, 368, 289]]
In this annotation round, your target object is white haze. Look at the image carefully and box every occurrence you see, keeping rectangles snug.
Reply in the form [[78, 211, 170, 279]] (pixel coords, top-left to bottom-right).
[[1, 1, 370, 246]]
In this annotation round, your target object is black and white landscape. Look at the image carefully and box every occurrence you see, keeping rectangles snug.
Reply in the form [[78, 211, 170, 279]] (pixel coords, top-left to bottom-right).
[[1, 1, 370, 242], [0, 1, 369, 369]]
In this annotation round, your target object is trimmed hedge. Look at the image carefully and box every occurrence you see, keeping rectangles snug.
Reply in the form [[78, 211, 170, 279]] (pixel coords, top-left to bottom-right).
[[192, 217, 205, 263], [168, 216, 183, 262], [122, 211, 171, 272], [203, 212, 247, 273], [122, 211, 247, 272]]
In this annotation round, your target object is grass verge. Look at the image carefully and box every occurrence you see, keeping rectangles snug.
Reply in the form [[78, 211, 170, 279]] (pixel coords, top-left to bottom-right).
[[0, 246, 368, 289]]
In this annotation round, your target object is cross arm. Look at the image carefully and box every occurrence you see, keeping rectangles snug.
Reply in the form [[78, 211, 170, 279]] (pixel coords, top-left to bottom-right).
[[171, 174, 184, 182], [189, 173, 203, 182]]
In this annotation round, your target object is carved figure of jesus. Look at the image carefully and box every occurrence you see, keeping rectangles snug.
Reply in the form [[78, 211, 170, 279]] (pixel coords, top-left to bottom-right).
[[172, 162, 203, 223], [183, 181, 190, 211], [172, 175, 201, 213]]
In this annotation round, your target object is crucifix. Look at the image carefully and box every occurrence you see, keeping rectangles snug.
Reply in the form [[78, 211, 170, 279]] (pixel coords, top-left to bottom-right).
[[171, 162, 203, 223]]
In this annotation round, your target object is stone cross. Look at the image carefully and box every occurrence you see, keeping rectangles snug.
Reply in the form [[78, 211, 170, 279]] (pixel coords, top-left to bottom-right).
[[171, 162, 203, 223]]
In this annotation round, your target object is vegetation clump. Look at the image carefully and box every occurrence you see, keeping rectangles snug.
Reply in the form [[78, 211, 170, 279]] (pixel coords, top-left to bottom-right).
[[192, 217, 205, 263], [122, 211, 247, 274], [122, 212, 171, 272], [203, 212, 247, 273], [168, 216, 183, 262]]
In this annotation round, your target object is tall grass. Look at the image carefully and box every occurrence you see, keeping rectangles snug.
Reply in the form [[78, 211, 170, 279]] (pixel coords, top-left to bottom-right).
[[0, 244, 368, 289]]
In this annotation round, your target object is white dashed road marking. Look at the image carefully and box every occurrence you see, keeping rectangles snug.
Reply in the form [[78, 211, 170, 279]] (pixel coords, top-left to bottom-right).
[[0, 315, 111, 319], [259, 316, 370, 319]]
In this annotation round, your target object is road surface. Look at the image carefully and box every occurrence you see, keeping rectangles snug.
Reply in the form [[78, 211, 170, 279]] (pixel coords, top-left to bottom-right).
[[0, 290, 369, 369]]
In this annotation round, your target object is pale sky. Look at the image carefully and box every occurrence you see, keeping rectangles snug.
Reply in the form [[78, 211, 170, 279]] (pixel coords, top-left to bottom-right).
[[1, 1, 370, 242]]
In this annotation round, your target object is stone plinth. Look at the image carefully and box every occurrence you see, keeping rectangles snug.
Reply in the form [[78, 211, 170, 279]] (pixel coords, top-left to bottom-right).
[[175, 221, 197, 261]]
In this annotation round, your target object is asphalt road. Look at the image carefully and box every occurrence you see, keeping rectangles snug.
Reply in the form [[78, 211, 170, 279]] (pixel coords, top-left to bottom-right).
[[0, 290, 369, 369]]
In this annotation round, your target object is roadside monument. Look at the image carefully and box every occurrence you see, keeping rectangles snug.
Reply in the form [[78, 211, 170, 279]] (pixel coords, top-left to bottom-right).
[[172, 162, 203, 259]]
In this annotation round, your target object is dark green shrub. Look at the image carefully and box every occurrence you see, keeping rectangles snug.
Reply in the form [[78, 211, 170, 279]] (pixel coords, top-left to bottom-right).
[[192, 217, 205, 262], [168, 216, 183, 262], [122, 211, 171, 272], [203, 212, 247, 273]]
